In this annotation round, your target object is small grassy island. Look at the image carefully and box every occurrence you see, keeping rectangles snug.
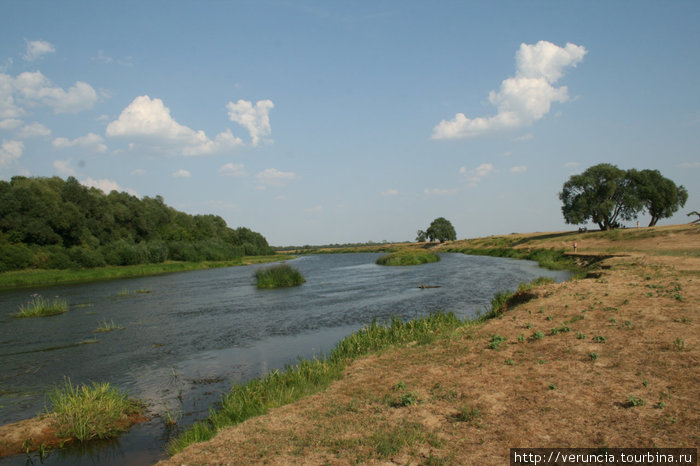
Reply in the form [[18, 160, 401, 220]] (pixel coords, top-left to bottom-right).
[[0, 380, 143, 457], [376, 249, 440, 266], [255, 264, 306, 289], [12, 295, 68, 318]]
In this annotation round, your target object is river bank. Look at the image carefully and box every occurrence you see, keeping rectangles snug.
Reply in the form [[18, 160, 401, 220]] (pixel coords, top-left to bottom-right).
[[0, 255, 294, 290], [161, 224, 698, 465]]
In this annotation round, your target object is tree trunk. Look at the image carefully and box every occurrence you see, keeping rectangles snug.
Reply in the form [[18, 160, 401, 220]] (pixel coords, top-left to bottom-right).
[[648, 217, 658, 227]]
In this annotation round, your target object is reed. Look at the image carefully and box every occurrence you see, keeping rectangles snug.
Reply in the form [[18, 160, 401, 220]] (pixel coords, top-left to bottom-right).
[[376, 250, 440, 266], [47, 379, 142, 441], [255, 264, 306, 289], [13, 294, 68, 318]]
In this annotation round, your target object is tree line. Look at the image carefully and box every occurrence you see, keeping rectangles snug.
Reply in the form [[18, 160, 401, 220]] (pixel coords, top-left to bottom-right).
[[0, 176, 274, 272], [559, 164, 688, 230]]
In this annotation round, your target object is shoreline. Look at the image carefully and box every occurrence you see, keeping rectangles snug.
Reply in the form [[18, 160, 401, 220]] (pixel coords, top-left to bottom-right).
[[0, 254, 295, 290], [162, 224, 698, 464]]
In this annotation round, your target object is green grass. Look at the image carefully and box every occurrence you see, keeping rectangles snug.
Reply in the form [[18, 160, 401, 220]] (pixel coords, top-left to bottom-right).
[[167, 312, 463, 456], [47, 379, 143, 441], [255, 264, 306, 289], [94, 319, 125, 333], [13, 294, 68, 318], [376, 250, 440, 266], [445, 246, 577, 272], [0, 255, 295, 290]]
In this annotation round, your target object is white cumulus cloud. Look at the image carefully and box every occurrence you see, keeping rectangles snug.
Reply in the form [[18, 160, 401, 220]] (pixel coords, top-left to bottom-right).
[[18, 121, 51, 138], [23, 40, 56, 61], [460, 163, 494, 187], [106, 95, 243, 156], [256, 168, 296, 187], [0, 139, 23, 167], [12, 71, 98, 114], [81, 177, 137, 196], [433, 41, 586, 139], [227, 99, 274, 146], [510, 165, 527, 173], [53, 158, 77, 177], [0, 118, 22, 130], [53, 132, 106, 152], [172, 169, 191, 178], [219, 163, 247, 177]]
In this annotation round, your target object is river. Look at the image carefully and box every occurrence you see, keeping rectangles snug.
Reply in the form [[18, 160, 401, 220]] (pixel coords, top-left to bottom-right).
[[0, 253, 570, 465]]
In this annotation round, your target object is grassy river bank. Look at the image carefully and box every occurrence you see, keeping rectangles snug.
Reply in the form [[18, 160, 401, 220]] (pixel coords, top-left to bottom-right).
[[0, 255, 295, 290], [161, 224, 698, 465]]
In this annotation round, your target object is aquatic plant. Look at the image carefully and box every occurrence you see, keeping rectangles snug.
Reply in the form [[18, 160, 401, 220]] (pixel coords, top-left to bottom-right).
[[13, 294, 68, 318], [255, 264, 306, 289], [376, 250, 440, 266], [94, 319, 125, 333], [48, 379, 143, 441]]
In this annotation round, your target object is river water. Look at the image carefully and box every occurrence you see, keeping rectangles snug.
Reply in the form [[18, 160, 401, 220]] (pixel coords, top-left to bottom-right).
[[0, 253, 570, 465]]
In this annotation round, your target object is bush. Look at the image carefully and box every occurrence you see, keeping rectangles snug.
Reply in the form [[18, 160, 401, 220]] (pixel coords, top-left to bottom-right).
[[0, 243, 35, 271], [255, 264, 305, 289], [68, 246, 106, 268]]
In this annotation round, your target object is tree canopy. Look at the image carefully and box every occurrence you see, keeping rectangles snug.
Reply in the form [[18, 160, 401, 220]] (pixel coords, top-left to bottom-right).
[[425, 217, 456, 243], [0, 176, 274, 271], [559, 164, 687, 230]]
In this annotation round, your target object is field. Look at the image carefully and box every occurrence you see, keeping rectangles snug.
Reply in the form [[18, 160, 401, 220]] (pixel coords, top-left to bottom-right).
[[161, 224, 698, 465]]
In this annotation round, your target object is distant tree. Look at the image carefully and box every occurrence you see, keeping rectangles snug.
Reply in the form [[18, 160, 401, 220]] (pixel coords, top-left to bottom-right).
[[628, 169, 688, 227], [415, 230, 427, 242], [425, 217, 456, 243], [559, 163, 642, 230]]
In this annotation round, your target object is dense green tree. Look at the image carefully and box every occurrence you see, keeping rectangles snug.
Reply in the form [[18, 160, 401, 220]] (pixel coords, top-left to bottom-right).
[[559, 163, 642, 230], [425, 217, 457, 243], [628, 169, 688, 227], [0, 176, 273, 271], [415, 230, 427, 242]]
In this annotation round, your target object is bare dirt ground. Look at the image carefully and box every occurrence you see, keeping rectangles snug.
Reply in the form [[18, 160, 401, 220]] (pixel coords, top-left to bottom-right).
[[161, 225, 698, 465]]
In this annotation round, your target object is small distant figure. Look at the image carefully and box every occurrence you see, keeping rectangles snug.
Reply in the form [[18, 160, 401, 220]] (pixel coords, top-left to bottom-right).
[[636, 221, 640, 228], [573, 241, 578, 253]]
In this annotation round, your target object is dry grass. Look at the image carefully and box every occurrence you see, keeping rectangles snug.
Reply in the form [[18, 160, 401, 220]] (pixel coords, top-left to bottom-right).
[[160, 224, 699, 465]]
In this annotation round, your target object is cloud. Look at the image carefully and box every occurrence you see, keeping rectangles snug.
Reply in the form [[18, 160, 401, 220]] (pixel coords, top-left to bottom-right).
[[0, 118, 22, 130], [432, 41, 586, 139], [219, 163, 247, 177], [227, 99, 274, 146], [131, 168, 146, 176], [460, 162, 494, 186], [564, 161, 580, 168], [510, 165, 527, 173], [172, 169, 191, 178], [81, 177, 137, 196], [106, 95, 243, 155], [0, 139, 23, 167], [12, 71, 98, 114], [679, 161, 700, 168], [0, 74, 24, 118], [304, 205, 324, 214], [53, 132, 107, 152], [381, 188, 399, 196], [53, 158, 77, 176], [18, 121, 51, 138], [514, 133, 534, 141], [424, 188, 457, 196], [23, 40, 56, 61], [256, 168, 296, 187]]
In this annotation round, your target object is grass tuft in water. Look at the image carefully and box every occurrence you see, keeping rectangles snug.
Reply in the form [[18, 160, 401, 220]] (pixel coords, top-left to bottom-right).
[[13, 294, 68, 318], [47, 378, 143, 441], [94, 319, 125, 333], [376, 250, 440, 266], [255, 264, 306, 289]]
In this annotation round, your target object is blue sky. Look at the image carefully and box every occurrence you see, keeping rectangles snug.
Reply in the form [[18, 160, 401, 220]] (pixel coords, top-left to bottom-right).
[[1, 1, 698, 246]]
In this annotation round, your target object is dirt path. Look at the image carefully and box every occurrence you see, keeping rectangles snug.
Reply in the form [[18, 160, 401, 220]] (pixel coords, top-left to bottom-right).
[[161, 225, 699, 465]]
